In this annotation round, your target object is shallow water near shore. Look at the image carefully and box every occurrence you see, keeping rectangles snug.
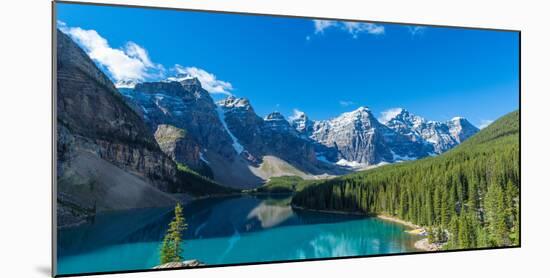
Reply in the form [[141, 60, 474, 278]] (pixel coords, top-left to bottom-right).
[[57, 195, 421, 275]]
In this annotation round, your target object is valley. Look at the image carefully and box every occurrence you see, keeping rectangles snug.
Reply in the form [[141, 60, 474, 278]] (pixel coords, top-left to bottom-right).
[[56, 27, 484, 228]]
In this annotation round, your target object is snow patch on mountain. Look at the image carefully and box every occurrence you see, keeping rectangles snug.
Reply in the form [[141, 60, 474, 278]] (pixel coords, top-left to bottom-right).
[[199, 152, 210, 165], [216, 106, 244, 154], [336, 159, 366, 168], [379, 108, 405, 124]]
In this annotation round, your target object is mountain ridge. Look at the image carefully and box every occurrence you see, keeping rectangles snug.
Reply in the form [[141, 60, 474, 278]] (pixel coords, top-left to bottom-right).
[[118, 75, 479, 188]]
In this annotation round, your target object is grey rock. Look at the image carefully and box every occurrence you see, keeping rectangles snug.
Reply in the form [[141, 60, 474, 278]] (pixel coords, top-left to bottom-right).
[[153, 259, 205, 269], [383, 108, 479, 154], [154, 124, 204, 170]]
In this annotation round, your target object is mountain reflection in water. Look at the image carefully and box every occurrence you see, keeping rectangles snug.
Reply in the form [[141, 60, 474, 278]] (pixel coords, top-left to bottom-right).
[[57, 194, 420, 275]]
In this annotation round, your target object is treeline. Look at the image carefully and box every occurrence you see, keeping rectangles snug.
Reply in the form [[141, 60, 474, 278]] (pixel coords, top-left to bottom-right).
[[255, 176, 319, 194], [175, 163, 238, 196], [292, 111, 520, 249]]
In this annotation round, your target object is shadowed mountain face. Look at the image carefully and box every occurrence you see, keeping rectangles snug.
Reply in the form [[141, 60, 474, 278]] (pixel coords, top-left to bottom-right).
[[56, 30, 184, 227], [218, 97, 323, 172], [119, 82, 273, 188], [119, 85, 339, 188], [128, 80, 237, 161]]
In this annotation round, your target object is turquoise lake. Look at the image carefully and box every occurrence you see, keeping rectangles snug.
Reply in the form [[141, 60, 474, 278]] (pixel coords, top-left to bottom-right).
[[57, 195, 422, 275]]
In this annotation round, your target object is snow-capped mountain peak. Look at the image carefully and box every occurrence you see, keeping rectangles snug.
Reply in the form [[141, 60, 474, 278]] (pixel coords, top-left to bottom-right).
[[381, 108, 425, 127], [379, 107, 405, 124], [264, 111, 286, 121], [165, 73, 194, 82], [450, 116, 465, 121], [447, 116, 479, 143], [217, 96, 252, 110], [289, 110, 314, 135]]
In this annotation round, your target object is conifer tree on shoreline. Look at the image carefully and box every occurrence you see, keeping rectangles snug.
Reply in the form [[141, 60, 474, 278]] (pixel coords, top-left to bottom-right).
[[160, 203, 188, 264]]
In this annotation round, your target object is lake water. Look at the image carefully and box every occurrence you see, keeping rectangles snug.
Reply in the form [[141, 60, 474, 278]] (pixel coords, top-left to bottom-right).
[[57, 195, 422, 275]]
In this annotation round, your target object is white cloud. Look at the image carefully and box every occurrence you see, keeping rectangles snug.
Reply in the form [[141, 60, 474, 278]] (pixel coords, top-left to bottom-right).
[[479, 119, 494, 129], [56, 20, 67, 28], [59, 23, 234, 95], [312, 20, 385, 38], [408, 26, 426, 36], [172, 65, 233, 95], [342, 22, 385, 38], [289, 109, 306, 121], [314, 20, 338, 34], [379, 108, 404, 123], [339, 100, 355, 107], [59, 24, 163, 82], [125, 42, 153, 68]]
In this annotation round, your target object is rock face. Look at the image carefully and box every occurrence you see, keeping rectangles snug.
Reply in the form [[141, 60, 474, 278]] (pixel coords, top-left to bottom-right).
[[154, 124, 202, 169], [292, 107, 478, 165], [121, 88, 342, 187], [309, 107, 391, 164], [218, 97, 322, 174], [307, 107, 430, 165], [122, 80, 237, 161], [120, 83, 264, 188], [216, 96, 264, 158], [56, 30, 180, 227], [382, 108, 479, 154], [290, 110, 315, 135]]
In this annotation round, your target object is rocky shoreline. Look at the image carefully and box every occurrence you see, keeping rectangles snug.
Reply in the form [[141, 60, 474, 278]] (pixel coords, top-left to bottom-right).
[[153, 259, 205, 269], [414, 238, 443, 251]]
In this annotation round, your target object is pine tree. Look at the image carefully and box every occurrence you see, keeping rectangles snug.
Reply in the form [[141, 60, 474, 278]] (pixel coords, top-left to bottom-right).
[[291, 111, 519, 250], [484, 182, 509, 246], [160, 203, 188, 264], [458, 212, 470, 248]]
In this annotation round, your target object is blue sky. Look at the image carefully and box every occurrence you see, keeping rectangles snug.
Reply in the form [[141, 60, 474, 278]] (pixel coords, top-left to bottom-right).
[[56, 3, 519, 127]]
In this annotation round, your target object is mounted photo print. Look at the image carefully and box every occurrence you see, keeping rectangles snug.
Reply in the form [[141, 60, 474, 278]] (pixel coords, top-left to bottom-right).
[[53, 1, 520, 276]]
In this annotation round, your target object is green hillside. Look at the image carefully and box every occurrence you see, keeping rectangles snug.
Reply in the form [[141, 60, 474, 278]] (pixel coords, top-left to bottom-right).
[[292, 111, 520, 249], [175, 163, 238, 196], [254, 176, 320, 194]]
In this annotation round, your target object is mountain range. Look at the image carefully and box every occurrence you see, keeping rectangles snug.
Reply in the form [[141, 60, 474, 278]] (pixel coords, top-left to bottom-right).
[[117, 76, 479, 188]]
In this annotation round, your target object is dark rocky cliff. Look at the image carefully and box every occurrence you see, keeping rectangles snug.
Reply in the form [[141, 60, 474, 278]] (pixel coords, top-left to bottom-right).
[[56, 30, 181, 227]]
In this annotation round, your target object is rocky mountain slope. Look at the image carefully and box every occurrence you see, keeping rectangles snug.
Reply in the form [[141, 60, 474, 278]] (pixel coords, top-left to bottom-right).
[[118, 73, 478, 188], [217, 97, 324, 172], [381, 108, 479, 153], [56, 30, 237, 228], [118, 81, 269, 188], [305, 107, 433, 165], [56, 30, 185, 227], [291, 107, 478, 165]]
